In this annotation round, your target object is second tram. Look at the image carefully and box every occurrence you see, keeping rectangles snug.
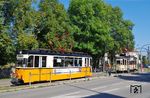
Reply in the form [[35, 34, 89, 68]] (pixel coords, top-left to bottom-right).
[[115, 54, 138, 72]]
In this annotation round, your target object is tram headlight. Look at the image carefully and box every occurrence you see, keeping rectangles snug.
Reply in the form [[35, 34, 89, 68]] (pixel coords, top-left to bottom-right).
[[19, 51, 22, 54]]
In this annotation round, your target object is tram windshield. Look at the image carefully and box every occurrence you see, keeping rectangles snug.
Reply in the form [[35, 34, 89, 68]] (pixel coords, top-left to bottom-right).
[[16, 58, 28, 67]]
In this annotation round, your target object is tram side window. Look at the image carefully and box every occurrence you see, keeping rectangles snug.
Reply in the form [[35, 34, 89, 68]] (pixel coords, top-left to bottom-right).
[[74, 58, 82, 67], [28, 56, 33, 67], [79, 59, 82, 66], [123, 59, 124, 65], [85, 58, 89, 66], [65, 57, 73, 67], [53, 57, 64, 67], [88, 58, 89, 66], [90, 58, 92, 66], [124, 60, 128, 65], [53, 57, 82, 67], [75, 58, 78, 66], [23, 58, 27, 67], [85, 58, 86, 66], [42, 56, 46, 67], [35, 56, 39, 67], [117, 60, 120, 64]]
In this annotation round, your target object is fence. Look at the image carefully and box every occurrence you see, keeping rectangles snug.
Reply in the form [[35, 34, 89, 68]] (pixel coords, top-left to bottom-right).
[[28, 70, 90, 86], [0, 68, 11, 79]]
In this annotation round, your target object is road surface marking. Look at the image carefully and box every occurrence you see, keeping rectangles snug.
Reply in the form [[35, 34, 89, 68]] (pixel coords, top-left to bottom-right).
[[103, 88, 120, 92], [50, 95, 79, 98], [65, 91, 80, 96], [49, 91, 81, 98], [92, 85, 107, 90]]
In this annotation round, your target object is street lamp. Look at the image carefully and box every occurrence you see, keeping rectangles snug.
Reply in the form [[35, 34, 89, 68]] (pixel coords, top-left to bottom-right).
[[136, 47, 148, 68], [139, 44, 150, 72]]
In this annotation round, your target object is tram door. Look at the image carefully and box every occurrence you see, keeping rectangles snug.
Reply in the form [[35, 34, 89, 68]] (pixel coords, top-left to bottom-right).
[[38, 56, 47, 68], [28, 56, 46, 68]]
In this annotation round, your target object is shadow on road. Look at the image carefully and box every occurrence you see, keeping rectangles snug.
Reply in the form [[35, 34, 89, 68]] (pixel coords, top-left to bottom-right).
[[84, 93, 125, 98], [117, 72, 150, 83]]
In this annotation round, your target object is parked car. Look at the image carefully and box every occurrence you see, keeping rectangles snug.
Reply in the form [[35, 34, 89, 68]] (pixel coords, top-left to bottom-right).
[[143, 64, 150, 68]]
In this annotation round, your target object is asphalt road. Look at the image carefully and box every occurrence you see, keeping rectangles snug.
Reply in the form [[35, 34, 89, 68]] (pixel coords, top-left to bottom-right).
[[0, 79, 11, 86], [0, 72, 150, 98]]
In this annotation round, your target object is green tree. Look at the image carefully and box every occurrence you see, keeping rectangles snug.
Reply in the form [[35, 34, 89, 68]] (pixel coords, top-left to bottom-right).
[[68, 0, 114, 55], [3, 0, 39, 50], [110, 7, 134, 53], [0, 0, 39, 65], [0, 0, 15, 65], [68, 0, 134, 67], [142, 56, 148, 65], [35, 0, 74, 52], [13, 0, 38, 50], [108, 7, 134, 63]]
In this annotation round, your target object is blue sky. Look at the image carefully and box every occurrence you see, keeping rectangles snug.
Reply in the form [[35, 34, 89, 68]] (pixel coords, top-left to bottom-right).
[[59, 0, 150, 48]]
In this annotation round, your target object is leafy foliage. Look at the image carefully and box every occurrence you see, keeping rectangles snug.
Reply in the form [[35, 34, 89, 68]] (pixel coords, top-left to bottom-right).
[[69, 0, 113, 56], [68, 0, 134, 67], [0, 0, 15, 65], [35, 0, 74, 51], [68, 0, 134, 56]]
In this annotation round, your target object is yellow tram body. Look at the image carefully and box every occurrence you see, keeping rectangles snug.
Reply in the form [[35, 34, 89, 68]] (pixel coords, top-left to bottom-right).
[[11, 50, 92, 85], [15, 67, 91, 83]]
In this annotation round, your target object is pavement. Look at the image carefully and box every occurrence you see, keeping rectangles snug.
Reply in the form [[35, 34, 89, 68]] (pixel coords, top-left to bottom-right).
[[0, 79, 11, 86], [0, 72, 150, 98]]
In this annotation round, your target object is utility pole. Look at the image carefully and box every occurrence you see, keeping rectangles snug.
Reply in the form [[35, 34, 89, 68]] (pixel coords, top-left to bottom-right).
[[147, 46, 150, 64]]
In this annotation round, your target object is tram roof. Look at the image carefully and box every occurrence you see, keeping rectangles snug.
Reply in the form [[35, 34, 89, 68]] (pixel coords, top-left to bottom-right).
[[17, 50, 92, 57]]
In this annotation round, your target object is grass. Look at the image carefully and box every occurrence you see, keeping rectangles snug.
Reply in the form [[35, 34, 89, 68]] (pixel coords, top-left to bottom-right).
[[144, 68, 150, 72], [0, 77, 10, 79]]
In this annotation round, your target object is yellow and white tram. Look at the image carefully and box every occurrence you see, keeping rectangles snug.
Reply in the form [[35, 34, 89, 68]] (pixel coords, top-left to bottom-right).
[[11, 50, 92, 85]]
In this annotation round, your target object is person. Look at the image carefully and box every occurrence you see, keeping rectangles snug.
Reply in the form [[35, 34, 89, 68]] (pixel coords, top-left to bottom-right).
[[108, 64, 112, 76], [105, 62, 109, 73], [108, 68, 111, 76], [67, 63, 72, 67]]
